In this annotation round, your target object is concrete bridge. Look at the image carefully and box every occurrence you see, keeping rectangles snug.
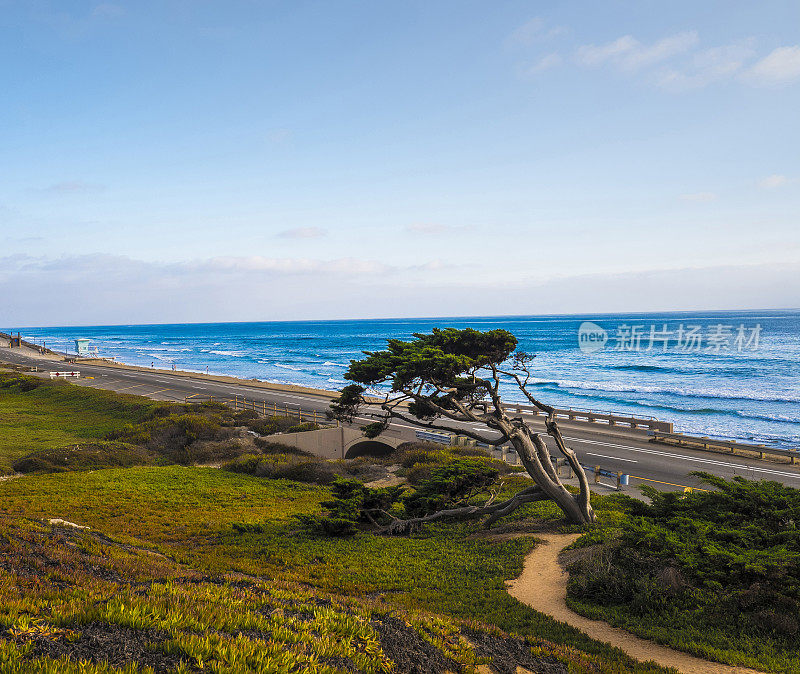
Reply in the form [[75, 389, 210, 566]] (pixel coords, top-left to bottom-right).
[[269, 426, 405, 460]]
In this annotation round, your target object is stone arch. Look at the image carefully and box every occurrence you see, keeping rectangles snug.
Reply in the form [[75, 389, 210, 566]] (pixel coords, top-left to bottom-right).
[[344, 439, 398, 459]]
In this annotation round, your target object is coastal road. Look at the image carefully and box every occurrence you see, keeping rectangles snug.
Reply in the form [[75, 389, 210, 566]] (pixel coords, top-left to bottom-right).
[[2, 346, 799, 492]]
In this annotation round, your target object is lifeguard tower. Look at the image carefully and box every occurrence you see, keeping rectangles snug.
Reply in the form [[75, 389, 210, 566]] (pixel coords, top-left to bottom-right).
[[74, 339, 99, 357]]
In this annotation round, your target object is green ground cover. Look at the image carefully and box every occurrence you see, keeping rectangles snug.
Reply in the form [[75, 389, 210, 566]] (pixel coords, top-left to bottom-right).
[[565, 478, 800, 673], [0, 371, 676, 671], [0, 467, 667, 673], [0, 373, 157, 473], [3, 514, 584, 674]]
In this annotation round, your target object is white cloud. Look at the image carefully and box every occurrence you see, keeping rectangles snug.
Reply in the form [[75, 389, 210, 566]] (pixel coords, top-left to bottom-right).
[[201, 256, 387, 275], [405, 223, 468, 235], [506, 18, 564, 48], [658, 41, 754, 91], [758, 174, 790, 189], [526, 53, 562, 74], [572, 33, 797, 92], [2, 254, 797, 325], [576, 31, 698, 72], [276, 227, 327, 239], [679, 192, 717, 202], [744, 46, 800, 85]]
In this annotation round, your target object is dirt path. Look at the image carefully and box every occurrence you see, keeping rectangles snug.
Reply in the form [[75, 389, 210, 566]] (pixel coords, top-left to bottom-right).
[[506, 533, 764, 674]]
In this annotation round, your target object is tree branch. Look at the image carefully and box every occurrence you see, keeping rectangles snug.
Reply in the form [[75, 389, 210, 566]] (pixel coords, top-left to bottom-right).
[[379, 486, 546, 535]]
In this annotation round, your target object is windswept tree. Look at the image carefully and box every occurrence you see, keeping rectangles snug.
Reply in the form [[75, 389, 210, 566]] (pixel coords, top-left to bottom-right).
[[329, 328, 596, 529]]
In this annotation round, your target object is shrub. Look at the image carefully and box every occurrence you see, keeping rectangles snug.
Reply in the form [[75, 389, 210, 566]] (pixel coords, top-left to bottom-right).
[[394, 443, 449, 469], [224, 453, 264, 474], [567, 474, 800, 663], [233, 409, 259, 421], [177, 436, 257, 464], [12, 441, 154, 473], [0, 374, 42, 392], [294, 478, 406, 536], [403, 459, 500, 518], [253, 438, 313, 456], [271, 459, 338, 484], [285, 422, 320, 433], [449, 446, 492, 458], [223, 453, 340, 484], [109, 411, 228, 462], [245, 415, 303, 436]]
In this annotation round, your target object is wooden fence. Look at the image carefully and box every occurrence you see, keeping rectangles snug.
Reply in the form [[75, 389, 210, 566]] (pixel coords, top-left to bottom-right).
[[184, 394, 336, 427]]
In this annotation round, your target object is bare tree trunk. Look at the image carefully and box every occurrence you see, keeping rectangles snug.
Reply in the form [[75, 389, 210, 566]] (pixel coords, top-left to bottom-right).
[[511, 424, 595, 525], [511, 434, 593, 524]]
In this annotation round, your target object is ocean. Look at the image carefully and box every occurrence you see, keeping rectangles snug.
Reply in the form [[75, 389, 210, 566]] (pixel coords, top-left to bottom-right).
[[9, 310, 800, 450]]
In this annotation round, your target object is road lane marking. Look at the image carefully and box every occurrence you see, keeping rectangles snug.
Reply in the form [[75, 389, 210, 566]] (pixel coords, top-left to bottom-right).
[[115, 383, 150, 392], [563, 436, 800, 480], [586, 452, 637, 463], [628, 475, 709, 491], [149, 388, 173, 395]]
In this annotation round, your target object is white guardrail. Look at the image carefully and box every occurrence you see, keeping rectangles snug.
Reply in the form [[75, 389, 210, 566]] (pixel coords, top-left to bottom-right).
[[49, 371, 80, 379], [414, 430, 631, 490], [480, 401, 673, 433]]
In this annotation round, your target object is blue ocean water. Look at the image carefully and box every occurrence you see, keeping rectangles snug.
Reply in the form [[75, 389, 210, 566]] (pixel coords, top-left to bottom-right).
[[10, 310, 800, 450]]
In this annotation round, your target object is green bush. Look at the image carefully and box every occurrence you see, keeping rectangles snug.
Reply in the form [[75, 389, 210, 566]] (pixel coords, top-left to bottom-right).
[[223, 453, 340, 484], [394, 443, 449, 468], [0, 374, 42, 392], [270, 459, 338, 484], [224, 453, 264, 474], [294, 478, 406, 536], [403, 459, 500, 518], [253, 438, 312, 456], [109, 411, 227, 462], [12, 441, 153, 473], [567, 474, 800, 670], [284, 422, 320, 433], [245, 415, 303, 435]]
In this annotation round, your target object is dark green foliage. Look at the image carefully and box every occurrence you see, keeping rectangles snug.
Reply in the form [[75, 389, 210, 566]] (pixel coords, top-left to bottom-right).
[[293, 513, 359, 537], [223, 453, 340, 484], [252, 438, 313, 455], [295, 477, 406, 536], [246, 415, 306, 435], [328, 328, 519, 426], [359, 421, 388, 438], [12, 441, 153, 473], [328, 384, 365, 423], [302, 460, 500, 536], [567, 475, 800, 669], [232, 409, 260, 423], [346, 327, 517, 393], [284, 422, 320, 433], [403, 459, 500, 517], [0, 374, 43, 392]]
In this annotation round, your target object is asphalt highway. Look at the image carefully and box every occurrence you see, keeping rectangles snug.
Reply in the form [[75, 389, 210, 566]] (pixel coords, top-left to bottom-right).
[[3, 345, 799, 493]]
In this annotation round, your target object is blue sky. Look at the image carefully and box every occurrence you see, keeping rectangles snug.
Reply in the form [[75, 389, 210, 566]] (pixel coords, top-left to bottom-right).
[[2, 1, 799, 325]]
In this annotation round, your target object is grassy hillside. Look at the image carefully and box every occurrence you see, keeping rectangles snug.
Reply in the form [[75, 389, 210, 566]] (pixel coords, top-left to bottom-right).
[[0, 373, 157, 473], [0, 371, 674, 672], [1, 514, 595, 674]]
